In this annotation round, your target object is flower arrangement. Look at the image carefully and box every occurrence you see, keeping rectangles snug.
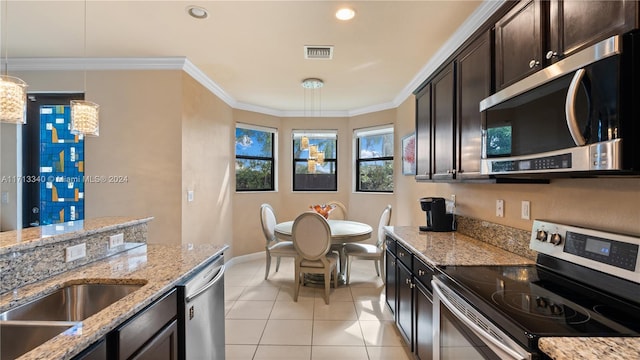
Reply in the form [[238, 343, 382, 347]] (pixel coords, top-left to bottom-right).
[[310, 204, 335, 219]]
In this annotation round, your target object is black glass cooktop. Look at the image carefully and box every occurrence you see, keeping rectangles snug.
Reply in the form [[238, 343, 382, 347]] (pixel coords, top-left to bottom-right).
[[440, 264, 640, 349]]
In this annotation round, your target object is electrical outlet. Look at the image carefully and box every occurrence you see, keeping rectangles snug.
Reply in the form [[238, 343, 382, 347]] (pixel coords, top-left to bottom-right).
[[451, 194, 456, 207], [521, 201, 531, 220], [187, 190, 194, 202], [65, 243, 86, 262], [109, 233, 124, 249], [496, 199, 504, 218]]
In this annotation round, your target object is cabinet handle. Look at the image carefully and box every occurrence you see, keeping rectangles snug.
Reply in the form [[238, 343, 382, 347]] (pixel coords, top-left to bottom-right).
[[398, 252, 405, 257], [391, 261, 396, 266], [406, 278, 411, 285], [546, 50, 558, 60], [528, 59, 540, 69], [418, 269, 425, 276], [410, 283, 416, 289]]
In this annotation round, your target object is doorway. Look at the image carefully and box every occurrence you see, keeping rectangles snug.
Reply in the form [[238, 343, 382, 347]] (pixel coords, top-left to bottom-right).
[[23, 93, 85, 228]]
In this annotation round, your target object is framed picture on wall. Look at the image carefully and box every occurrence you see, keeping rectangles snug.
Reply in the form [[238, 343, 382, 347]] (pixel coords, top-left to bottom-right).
[[402, 132, 416, 175]]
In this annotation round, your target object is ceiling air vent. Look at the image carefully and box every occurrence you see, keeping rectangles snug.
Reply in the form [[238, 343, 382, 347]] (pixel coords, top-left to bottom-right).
[[304, 45, 334, 60]]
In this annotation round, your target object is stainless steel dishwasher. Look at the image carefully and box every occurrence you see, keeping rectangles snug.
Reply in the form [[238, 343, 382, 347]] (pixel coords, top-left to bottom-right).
[[177, 254, 225, 360]]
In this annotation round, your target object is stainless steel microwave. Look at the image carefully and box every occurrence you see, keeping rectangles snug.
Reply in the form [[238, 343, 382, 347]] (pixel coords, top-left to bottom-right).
[[480, 31, 640, 177]]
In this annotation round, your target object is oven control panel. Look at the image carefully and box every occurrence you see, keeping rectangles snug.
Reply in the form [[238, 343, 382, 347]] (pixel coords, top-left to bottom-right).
[[530, 220, 640, 284]]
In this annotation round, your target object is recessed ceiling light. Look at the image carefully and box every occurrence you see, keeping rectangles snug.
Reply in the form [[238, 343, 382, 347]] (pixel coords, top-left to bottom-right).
[[186, 5, 208, 19], [335, 7, 355, 21]]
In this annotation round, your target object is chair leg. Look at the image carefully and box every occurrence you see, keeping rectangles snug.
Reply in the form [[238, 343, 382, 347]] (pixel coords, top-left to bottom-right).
[[265, 251, 271, 280], [294, 265, 301, 302], [333, 266, 338, 289], [346, 256, 352, 285], [324, 269, 331, 305], [275, 256, 282, 272], [374, 259, 380, 277]]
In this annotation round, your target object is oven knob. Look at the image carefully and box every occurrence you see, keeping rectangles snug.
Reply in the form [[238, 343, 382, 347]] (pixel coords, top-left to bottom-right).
[[536, 230, 548, 242], [550, 233, 562, 246], [549, 304, 563, 315], [535, 297, 547, 308]]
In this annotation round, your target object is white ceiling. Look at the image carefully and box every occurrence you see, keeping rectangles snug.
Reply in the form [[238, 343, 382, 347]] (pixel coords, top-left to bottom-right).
[[3, 1, 501, 116]]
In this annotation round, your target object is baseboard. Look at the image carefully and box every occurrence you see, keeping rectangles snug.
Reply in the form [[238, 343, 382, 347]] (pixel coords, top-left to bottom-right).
[[225, 251, 265, 267]]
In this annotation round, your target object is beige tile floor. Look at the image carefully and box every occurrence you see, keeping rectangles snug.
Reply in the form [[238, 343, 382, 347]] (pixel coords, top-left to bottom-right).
[[224, 256, 412, 360]]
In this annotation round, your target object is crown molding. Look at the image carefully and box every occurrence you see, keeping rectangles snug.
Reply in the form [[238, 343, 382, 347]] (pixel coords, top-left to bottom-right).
[[393, 0, 505, 106], [9, 1, 503, 118]]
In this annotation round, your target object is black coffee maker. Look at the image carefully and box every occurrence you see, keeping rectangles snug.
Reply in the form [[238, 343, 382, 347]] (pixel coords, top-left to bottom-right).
[[419, 197, 456, 232]]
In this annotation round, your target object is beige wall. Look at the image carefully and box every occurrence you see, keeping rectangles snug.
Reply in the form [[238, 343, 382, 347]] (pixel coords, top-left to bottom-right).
[[0, 124, 20, 231], [181, 73, 234, 247]]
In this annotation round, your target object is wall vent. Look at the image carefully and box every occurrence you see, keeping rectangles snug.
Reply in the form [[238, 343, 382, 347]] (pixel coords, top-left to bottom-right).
[[304, 46, 334, 60]]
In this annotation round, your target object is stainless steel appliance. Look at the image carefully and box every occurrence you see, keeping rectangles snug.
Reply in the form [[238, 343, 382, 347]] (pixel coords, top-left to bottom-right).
[[419, 197, 455, 232], [480, 31, 640, 177], [177, 254, 225, 360], [432, 220, 640, 359]]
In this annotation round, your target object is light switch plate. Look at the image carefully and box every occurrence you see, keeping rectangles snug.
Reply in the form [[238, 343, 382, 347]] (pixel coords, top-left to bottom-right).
[[187, 190, 194, 202], [521, 201, 531, 220]]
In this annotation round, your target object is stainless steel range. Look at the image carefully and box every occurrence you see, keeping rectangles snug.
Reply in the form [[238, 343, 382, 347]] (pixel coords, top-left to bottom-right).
[[432, 220, 640, 359]]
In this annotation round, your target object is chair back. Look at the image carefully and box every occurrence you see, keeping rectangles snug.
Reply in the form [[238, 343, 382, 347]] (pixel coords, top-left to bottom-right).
[[292, 212, 332, 260], [376, 205, 392, 248], [326, 200, 347, 220], [260, 203, 277, 244]]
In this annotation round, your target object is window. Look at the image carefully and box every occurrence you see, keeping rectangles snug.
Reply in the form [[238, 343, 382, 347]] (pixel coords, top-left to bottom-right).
[[355, 126, 394, 192], [292, 131, 337, 191], [235, 124, 276, 191]]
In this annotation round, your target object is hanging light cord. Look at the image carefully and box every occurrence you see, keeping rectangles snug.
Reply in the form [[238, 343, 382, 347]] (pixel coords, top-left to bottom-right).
[[2, 0, 9, 75], [83, 0, 88, 93]]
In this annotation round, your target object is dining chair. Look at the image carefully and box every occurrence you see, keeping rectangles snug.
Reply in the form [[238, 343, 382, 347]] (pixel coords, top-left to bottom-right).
[[260, 203, 298, 280], [344, 204, 392, 285], [326, 200, 347, 220], [292, 211, 339, 304]]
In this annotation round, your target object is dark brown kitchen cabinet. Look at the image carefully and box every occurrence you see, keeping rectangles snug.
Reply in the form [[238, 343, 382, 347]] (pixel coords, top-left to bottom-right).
[[432, 63, 456, 181], [548, 0, 638, 62], [109, 289, 178, 360], [73, 339, 107, 360], [415, 84, 432, 180], [384, 238, 397, 315], [414, 280, 433, 360], [495, 0, 638, 90], [396, 261, 413, 348], [495, 0, 543, 90], [456, 31, 491, 179]]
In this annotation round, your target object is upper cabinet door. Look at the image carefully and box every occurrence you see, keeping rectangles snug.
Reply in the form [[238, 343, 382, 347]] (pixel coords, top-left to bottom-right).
[[547, 0, 638, 62], [415, 84, 432, 180], [432, 63, 456, 181], [456, 31, 491, 179], [495, 0, 543, 90]]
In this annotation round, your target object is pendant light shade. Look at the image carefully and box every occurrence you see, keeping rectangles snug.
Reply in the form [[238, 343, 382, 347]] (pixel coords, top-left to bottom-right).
[[70, 100, 99, 136], [0, 75, 27, 124]]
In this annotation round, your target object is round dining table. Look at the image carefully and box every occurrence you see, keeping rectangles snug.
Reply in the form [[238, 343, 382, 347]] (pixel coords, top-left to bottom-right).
[[274, 219, 373, 284]]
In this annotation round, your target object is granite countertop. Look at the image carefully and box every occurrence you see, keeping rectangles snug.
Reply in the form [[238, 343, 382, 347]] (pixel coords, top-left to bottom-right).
[[384, 225, 535, 267], [385, 225, 640, 360], [539, 337, 640, 360], [0, 242, 227, 360], [0, 216, 154, 254]]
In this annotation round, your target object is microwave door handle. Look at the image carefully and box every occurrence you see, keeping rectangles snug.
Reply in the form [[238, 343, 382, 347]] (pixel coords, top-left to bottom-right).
[[565, 69, 587, 146]]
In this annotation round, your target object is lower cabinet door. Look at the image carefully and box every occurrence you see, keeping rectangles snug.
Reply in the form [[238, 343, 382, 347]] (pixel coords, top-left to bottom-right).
[[414, 280, 433, 360], [385, 250, 397, 314], [131, 320, 178, 360], [396, 262, 413, 348], [73, 339, 107, 360]]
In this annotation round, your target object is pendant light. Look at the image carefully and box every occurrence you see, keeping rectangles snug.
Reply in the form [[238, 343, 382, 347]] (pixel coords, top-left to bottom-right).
[[301, 78, 326, 173], [71, 0, 99, 136], [0, 0, 28, 124]]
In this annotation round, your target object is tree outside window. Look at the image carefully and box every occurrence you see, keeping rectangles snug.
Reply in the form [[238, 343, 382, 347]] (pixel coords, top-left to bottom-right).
[[235, 125, 276, 191], [355, 126, 394, 192]]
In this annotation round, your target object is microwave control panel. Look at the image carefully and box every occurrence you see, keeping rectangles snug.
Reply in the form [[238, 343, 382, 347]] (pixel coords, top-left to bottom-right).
[[491, 153, 572, 173]]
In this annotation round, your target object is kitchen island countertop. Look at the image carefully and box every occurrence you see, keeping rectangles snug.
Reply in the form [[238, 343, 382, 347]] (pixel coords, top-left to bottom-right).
[[0, 242, 227, 360]]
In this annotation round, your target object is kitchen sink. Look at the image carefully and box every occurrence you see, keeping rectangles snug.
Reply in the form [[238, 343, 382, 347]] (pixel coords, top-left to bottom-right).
[[0, 282, 145, 322], [0, 321, 79, 360]]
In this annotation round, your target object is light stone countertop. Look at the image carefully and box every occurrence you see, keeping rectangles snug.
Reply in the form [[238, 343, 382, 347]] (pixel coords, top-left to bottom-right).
[[539, 337, 640, 360], [0, 242, 227, 360], [384, 225, 535, 267], [384, 226, 639, 360], [0, 216, 154, 254]]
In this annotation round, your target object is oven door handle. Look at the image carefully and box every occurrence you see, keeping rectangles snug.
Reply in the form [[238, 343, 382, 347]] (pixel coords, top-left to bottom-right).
[[432, 280, 528, 360]]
